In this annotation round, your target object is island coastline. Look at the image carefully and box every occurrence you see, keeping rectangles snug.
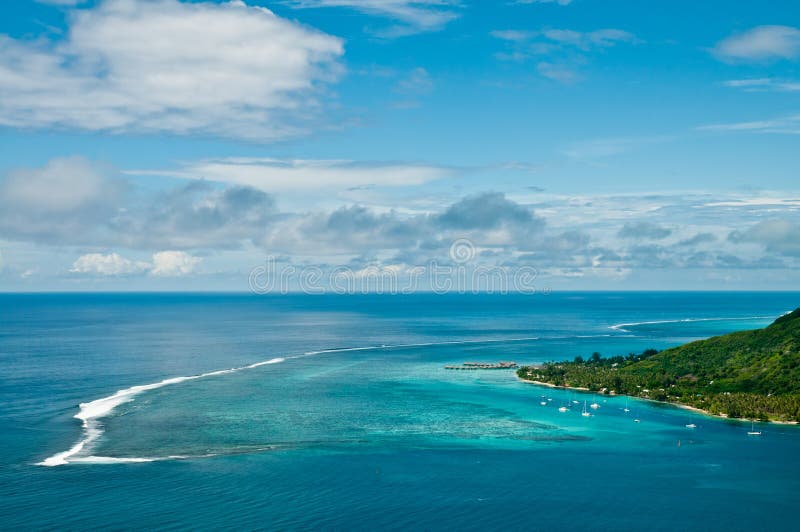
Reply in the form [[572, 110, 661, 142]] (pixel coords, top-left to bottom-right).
[[516, 374, 799, 426]]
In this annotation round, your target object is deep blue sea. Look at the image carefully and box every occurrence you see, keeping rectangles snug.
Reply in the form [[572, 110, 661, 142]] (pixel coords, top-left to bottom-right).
[[1, 292, 799, 530]]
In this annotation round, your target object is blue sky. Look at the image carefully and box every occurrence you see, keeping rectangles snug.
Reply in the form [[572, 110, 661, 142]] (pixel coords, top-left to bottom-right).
[[0, 0, 799, 291]]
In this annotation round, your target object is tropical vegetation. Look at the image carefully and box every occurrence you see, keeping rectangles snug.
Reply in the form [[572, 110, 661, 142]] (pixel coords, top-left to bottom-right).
[[518, 309, 800, 422]]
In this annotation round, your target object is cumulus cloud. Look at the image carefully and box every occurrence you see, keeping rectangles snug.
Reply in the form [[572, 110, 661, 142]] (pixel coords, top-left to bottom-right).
[[515, 230, 606, 268], [130, 157, 454, 192], [0, 0, 344, 141], [7, 156, 800, 282], [714, 25, 800, 62], [150, 251, 202, 276], [264, 205, 428, 256], [676, 233, 717, 247], [729, 220, 800, 256], [71, 253, 150, 275], [70, 251, 201, 276], [436, 192, 543, 231], [618, 222, 672, 240], [115, 182, 278, 249], [0, 157, 126, 244], [0, 158, 485, 254], [260, 192, 546, 257], [285, 0, 459, 36], [0, 158, 278, 249]]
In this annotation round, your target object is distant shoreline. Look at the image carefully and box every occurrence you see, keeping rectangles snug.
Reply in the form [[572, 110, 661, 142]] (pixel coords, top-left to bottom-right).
[[516, 375, 799, 426]]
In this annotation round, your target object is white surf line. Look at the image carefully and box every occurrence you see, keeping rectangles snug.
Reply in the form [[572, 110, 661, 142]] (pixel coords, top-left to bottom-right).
[[608, 314, 784, 333], [38, 358, 286, 467], [39, 333, 617, 467], [300, 336, 544, 356], [68, 453, 220, 465]]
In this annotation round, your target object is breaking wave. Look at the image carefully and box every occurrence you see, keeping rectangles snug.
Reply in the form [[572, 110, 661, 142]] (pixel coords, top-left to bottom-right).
[[608, 314, 781, 333]]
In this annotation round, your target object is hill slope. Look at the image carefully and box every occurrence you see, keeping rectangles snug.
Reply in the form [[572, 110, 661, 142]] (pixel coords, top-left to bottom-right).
[[518, 310, 800, 422]]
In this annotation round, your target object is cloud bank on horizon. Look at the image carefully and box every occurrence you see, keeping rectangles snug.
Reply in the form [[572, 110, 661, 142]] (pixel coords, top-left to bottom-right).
[[0, 0, 799, 290]]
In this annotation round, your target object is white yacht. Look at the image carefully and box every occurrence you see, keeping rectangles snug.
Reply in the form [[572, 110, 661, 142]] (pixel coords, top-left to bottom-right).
[[747, 419, 762, 436]]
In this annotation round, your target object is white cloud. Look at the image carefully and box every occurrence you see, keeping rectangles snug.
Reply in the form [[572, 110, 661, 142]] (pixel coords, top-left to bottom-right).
[[286, 0, 459, 36], [492, 28, 636, 49], [0, 157, 287, 249], [0, 156, 121, 213], [491, 27, 637, 82], [150, 251, 202, 276], [491, 30, 537, 42], [722, 78, 800, 92], [729, 220, 800, 256], [28, 189, 800, 286], [697, 114, 800, 135], [537, 62, 579, 83], [70, 250, 201, 276], [541, 28, 637, 50], [714, 25, 800, 62], [71, 253, 149, 275], [395, 67, 434, 95], [618, 221, 672, 240], [703, 198, 800, 208], [129, 157, 454, 192], [0, 0, 344, 141], [0, 157, 126, 243]]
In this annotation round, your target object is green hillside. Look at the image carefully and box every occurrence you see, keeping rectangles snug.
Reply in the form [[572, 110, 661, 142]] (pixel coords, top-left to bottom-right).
[[518, 309, 800, 422]]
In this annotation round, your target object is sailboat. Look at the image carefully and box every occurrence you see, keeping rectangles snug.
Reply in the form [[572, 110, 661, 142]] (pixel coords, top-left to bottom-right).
[[623, 397, 630, 413], [747, 419, 762, 436], [590, 395, 600, 410], [540, 395, 547, 406], [581, 400, 592, 417], [558, 397, 569, 412]]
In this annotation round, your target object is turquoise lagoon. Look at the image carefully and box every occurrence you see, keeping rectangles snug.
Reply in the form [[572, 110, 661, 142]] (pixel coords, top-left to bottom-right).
[[1, 292, 799, 530]]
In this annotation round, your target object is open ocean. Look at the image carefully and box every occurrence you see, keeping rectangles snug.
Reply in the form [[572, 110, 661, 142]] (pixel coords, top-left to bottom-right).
[[1, 292, 799, 530]]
